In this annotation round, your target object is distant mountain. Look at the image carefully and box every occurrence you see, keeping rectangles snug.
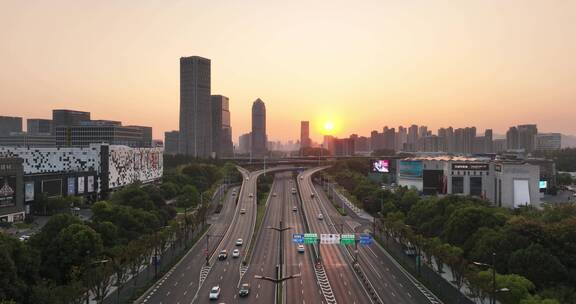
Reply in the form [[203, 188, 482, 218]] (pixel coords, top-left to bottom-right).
[[562, 134, 576, 148]]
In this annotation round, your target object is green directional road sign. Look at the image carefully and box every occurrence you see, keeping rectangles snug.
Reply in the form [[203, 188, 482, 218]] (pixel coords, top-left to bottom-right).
[[304, 233, 318, 244], [340, 234, 355, 245]]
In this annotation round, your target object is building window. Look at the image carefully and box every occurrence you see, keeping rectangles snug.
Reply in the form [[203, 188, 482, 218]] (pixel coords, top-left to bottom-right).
[[452, 176, 464, 194], [470, 177, 482, 197]]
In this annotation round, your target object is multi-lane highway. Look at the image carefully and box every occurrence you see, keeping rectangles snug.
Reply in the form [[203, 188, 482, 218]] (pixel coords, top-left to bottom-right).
[[301, 167, 440, 304], [194, 168, 261, 303], [137, 183, 240, 304], [283, 175, 325, 304], [137, 165, 439, 304], [297, 169, 371, 304]]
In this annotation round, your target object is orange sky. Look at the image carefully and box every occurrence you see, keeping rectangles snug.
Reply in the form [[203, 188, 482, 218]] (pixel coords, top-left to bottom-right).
[[1, 0, 575, 142]]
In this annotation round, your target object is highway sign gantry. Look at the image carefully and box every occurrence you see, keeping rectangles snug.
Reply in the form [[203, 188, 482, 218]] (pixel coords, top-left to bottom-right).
[[292, 233, 304, 244], [340, 234, 356, 245], [304, 233, 318, 244], [320, 234, 341, 244]]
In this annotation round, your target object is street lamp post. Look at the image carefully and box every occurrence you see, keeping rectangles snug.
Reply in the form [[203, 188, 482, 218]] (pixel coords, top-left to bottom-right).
[[473, 252, 498, 304]]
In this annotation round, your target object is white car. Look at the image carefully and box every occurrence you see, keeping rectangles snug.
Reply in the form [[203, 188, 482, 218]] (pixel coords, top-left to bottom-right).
[[292, 206, 298, 212], [246, 177, 250, 181], [318, 214, 324, 220], [236, 238, 244, 246], [273, 192, 277, 197], [209, 286, 221, 300], [248, 193, 253, 198], [297, 244, 305, 253], [240, 208, 246, 214], [291, 188, 297, 194], [232, 249, 240, 258], [18, 235, 31, 242]]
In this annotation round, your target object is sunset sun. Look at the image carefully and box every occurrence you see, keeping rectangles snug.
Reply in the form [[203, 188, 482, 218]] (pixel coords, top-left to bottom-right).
[[324, 121, 334, 133]]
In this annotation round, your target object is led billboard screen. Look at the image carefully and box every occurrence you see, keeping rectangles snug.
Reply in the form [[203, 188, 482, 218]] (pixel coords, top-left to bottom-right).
[[399, 161, 423, 179], [372, 160, 390, 173]]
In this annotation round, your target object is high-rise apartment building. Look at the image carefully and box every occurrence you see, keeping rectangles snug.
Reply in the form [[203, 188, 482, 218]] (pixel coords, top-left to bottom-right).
[[506, 127, 519, 150], [164, 131, 180, 155], [518, 124, 538, 153], [484, 129, 493, 153], [178, 56, 212, 158], [251, 98, 267, 157], [300, 121, 310, 149], [396, 126, 407, 151], [407, 124, 419, 151], [0, 116, 23, 136], [238, 133, 251, 154], [27, 119, 52, 134], [211, 95, 233, 158]]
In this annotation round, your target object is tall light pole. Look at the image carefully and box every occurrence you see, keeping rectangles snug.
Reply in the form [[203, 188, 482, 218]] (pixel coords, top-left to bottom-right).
[[473, 252, 500, 304]]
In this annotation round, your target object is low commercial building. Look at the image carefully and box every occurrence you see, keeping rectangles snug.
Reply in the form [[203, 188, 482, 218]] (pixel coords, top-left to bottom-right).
[[0, 144, 163, 213], [0, 158, 25, 223], [396, 155, 541, 208], [0, 132, 55, 148], [55, 120, 152, 148]]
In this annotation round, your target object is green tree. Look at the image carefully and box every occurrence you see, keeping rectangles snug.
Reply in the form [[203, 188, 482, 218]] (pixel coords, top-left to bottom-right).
[[508, 244, 567, 288]]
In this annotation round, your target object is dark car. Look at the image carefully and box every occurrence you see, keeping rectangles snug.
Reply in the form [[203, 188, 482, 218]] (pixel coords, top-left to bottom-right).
[[239, 283, 250, 297]]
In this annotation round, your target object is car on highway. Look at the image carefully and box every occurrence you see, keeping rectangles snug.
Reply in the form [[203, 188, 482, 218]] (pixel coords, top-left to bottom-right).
[[209, 286, 221, 300], [318, 213, 324, 220], [311, 193, 315, 198], [218, 250, 228, 260], [232, 249, 240, 258], [291, 188, 296, 194], [239, 283, 250, 297], [300, 176, 304, 180], [246, 177, 249, 181], [248, 193, 253, 198], [240, 208, 246, 214], [272, 192, 277, 197], [297, 244, 305, 253], [236, 238, 244, 246], [292, 206, 298, 212], [18, 235, 31, 242]]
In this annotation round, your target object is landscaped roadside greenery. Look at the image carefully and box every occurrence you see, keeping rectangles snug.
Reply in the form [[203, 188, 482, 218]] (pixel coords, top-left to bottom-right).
[[0, 160, 240, 304], [318, 159, 575, 304]]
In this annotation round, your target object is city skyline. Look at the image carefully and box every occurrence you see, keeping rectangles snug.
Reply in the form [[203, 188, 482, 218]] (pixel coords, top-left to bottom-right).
[[2, 1, 576, 142]]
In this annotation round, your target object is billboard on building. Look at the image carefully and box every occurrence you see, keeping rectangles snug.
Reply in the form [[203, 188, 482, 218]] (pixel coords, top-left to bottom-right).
[[77, 176, 85, 194], [87, 176, 94, 193], [25, 181, 34, 202], [399, 161, 423, 179], [539, 180, 548, 189], [372, 160, 390, 173], [42, 179, 62, 197], [67, 177, 76, 196], [0, 176, 16, 207]]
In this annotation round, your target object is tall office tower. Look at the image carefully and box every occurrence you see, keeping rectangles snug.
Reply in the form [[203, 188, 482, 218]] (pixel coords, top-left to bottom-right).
[[0, 116, 23, 136], [27, 119, 52, 134], [484, 129, 493, 153], [418, 126, 428, 138], [396, 126, 407, 151], [506, 127, 519, 150], [52, 110, 90, 133], [251, 98, 267, 157], [238, 133, 251, 154], [517, 124, 538, 153], [407, 124, 419, 151], [179, 56, 212, 158], [211, 95, 233, 157], [164, 131, 180, 155], [300, 121, 311, 149]]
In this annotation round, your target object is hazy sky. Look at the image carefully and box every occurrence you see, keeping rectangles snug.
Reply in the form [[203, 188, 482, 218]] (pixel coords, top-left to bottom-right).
[[1, 0, 575, 142]]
